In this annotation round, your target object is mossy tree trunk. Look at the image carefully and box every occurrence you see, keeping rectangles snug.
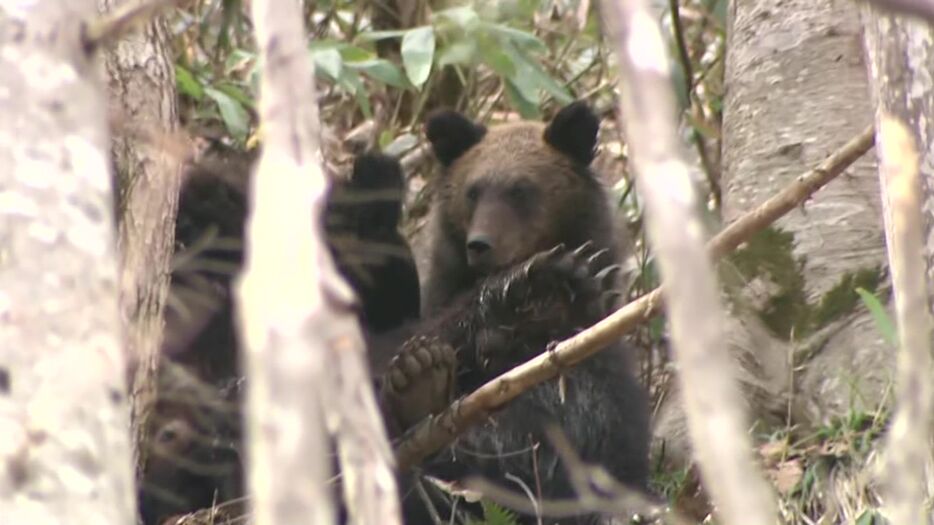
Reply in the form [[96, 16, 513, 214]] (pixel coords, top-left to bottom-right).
[[0, 1, 136, 522], [721, 0, 885, 423], [98, 0, 182, 478], [652, 0, 886, 472]]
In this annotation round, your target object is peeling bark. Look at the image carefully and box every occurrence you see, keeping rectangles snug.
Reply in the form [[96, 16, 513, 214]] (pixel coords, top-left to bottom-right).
[[0, 2, 136, 522], [98, 0, 182, 477]]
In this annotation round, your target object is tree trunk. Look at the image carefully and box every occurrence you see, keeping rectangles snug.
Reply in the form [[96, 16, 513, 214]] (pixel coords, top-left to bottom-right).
[[649, 0, 889, 520], [0, 2, 136, 523], [601, 0, 776, 522], [238, 0, 402, 523], [99, 0, 182, 477], [723, 0, 884, 423], [653, 0, 886, 480], [862, 8, 934, 523], [863, 5, 934, 305]]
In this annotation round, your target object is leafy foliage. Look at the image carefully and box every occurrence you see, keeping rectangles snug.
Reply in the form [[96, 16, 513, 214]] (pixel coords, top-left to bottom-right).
[[465, 500, 520, 525], [855, 287, 897, 347]]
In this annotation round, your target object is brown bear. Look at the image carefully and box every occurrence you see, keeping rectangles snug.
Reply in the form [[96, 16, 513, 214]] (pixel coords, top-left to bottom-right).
[[381, 102, 653, 525]]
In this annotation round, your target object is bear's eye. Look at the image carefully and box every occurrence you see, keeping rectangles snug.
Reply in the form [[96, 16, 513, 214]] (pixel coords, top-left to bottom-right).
[[466, 185, 480, 203], [507, 182, 535, 202]]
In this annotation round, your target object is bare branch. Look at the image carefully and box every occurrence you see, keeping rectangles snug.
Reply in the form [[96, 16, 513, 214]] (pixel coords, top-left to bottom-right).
[[875, 115, 934, 524], [237, 0, 400, 524], [394, 126, 875, 470]]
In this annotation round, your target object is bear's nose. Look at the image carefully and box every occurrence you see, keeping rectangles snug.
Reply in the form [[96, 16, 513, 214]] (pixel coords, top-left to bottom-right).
[[466, 236, 492, 256]]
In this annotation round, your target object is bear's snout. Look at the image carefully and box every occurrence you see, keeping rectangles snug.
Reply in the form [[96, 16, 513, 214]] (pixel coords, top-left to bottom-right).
[[466, 234, 493, 268]]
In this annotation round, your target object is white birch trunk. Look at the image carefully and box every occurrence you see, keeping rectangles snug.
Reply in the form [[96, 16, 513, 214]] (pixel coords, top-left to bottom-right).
[[237, 0, 401, 524], [0, 2, 136, 523]]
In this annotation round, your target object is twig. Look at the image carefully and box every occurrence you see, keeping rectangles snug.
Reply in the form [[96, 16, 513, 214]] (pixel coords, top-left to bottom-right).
[[667, 0, 720, 208], [668, 0, 693, 97], [394, 126, 875, 469], [462, 426, 691, 525], [875, 115, 934, 525]]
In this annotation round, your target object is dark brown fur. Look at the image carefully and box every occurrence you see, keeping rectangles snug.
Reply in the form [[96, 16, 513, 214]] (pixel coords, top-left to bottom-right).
[[422, 104, 619, 314], [388, 102, 653, 524]]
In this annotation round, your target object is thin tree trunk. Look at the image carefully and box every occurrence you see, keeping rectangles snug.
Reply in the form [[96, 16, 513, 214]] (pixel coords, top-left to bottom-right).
[[863, 4, 934, 310], [237, 0, 401, 523], [0, 2, 136, 523], [99, 0, 182, 477], [863, 8, 934, 522], [600, 1, 776, 523]]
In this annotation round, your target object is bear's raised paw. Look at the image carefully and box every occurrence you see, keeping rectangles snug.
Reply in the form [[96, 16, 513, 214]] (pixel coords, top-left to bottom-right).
[[506, 241, 622, 322]]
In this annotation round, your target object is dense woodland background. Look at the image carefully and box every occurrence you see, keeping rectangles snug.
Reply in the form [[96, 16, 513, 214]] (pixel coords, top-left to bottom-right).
[[2, 0, 934, 524]]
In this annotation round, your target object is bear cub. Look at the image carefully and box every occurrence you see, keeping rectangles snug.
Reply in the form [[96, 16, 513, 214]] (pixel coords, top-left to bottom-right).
[[139, 150, 422, 525], [382, 102, 653, 524]]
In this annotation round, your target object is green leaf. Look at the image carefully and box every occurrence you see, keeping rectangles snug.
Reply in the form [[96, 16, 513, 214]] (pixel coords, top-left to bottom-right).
[[175, 64, 204, 100], [378, 130, 394, 149], [401, 26, 435, 88], [335, 69, 372, 118], [431, 6, 480, 30], [204, 87, 249, 142], [216, 82, 254, 109], [855, 287, 897, 346], [345, 59, 409, 89], [478, 40, 516, 78], [479, 500, 520, 525], [338, 45, 373, 62], [311, 47, 343, 80], [502, 42, 572, 104], [224, 49, 255, 75], [437, 40, 477, 67], [481, 22, 546, 52], [504, 78, 540, 119], [308, 39, 343, 51], [709, 0, 728, 28], [855, 509, 883, 525], [355, 29, 410, 42], [354, 89, 373, 119], [669, 59, 690, 112]]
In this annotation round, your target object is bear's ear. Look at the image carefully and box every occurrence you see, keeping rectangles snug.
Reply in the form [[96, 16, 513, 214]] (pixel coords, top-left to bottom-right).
[[543, 101, 599, 165], [425, 109, 487, 167]]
